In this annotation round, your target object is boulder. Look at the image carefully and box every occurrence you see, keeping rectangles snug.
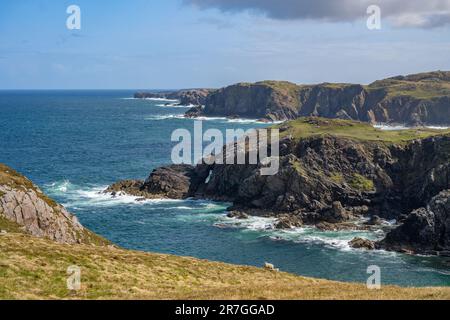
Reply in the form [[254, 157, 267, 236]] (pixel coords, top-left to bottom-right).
[[349, 237, 376, 250], [227, 211, 249, 220], [275, 214, 303, 229]]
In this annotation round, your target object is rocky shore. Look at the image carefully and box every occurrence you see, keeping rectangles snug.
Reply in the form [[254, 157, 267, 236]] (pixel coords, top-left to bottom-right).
[[106, 117, 450, 256], [134, 89, 212, 106], [2, 163, 449, 299], [182, 71, 450, 125]]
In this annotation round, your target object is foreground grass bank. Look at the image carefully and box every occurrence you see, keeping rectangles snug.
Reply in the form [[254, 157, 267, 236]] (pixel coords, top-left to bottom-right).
[[0, 232, 449, 300]]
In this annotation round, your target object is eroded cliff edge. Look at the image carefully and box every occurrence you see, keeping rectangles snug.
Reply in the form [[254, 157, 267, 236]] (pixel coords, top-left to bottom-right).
[[107, 118, 450, 255], [0, 163, 108, 245], [182, 71, 450, 125]]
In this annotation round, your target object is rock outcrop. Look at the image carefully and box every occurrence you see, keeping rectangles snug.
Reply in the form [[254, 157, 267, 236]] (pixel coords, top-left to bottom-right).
[[134, 89, 212, 106], [0, 164, 107, 245], [379, 190, 450, 255], [349, 238, 376, 250], [104, 164, 208, 200], [186, 71, 450, 125], [107, 118, 450, 254]]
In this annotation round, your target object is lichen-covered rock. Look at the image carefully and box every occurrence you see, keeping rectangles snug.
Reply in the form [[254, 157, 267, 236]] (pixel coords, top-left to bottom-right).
[[0, 164, 107, 245]]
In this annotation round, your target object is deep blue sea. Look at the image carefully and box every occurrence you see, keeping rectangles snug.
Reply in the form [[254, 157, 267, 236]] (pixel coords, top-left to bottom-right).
[[0, 90, 449, 287]]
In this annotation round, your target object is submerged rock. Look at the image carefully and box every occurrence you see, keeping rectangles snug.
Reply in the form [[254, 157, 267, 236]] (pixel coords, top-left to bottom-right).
[[227, 211, 249, 220]]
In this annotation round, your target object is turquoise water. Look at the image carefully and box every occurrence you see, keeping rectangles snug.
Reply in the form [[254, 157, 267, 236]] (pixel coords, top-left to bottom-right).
[[0, 90, 449, 287]]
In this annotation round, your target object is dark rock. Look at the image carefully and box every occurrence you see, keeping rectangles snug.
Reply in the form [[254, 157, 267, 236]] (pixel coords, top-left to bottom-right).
[[227, 211, 249, 220], [349, 237, 376, 250], [135, 89, 212, 106], [379, 190, 450, 255], [142, 164, 204, 199], [321, 201, 351, 223], [365, 215, 382, 225]]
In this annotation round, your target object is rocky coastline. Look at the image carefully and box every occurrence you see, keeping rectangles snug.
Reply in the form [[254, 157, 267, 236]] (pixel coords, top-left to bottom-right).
[[136, 71, 450, 126], [105, 117, 450, 256], [134, 89, 212, 106]]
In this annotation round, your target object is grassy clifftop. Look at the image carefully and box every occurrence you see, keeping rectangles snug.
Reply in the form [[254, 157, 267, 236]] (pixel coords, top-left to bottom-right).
[[278, 117, 450, 143], [200, 71, 450, 125], [368, 71, 450, 99], [1, 232, 449, 300]]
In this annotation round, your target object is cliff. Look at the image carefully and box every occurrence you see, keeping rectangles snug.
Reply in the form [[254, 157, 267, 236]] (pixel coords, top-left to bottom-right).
[[186, 71, 450, 125], [3, 163, 449, 299], [108, 118, 450, 255], [0, 164, 108, 245]]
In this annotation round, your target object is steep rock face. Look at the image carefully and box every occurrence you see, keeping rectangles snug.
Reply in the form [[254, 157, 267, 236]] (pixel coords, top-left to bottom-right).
[[204, 81, 300, 121], [107, 118, 450, 254], [379, 190, 450, 254], [296, 84, 369, 121], [189, 71, 450, 125], [0, 164, 107, 245], [105, 164, 209, 200], [110, 120, 449, 218]]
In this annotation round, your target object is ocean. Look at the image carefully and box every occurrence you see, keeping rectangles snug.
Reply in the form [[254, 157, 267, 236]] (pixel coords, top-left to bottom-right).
[[0, 90, 448, 287]]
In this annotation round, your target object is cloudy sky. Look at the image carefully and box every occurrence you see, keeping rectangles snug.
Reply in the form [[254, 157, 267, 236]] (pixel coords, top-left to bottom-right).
[[0, 0, 449, 89]]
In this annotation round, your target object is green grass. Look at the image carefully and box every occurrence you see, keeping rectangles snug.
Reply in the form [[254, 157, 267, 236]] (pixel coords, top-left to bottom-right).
[[349, 174, 375, 192], [277, 117, 450, 144], [0, 216, 23, 233], [330, 173, 345, 184], [1, 232, 450, 300], [367, 73, 450, 99]]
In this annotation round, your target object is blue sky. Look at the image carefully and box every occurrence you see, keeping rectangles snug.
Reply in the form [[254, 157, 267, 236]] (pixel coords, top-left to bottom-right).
[[0, 0, 449, 89]]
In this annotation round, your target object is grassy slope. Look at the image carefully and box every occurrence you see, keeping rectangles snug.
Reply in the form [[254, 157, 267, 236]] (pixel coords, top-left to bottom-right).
[[278, 118, 450, 144], [367, 71, 450, 99], [1, 232, 449, 300]]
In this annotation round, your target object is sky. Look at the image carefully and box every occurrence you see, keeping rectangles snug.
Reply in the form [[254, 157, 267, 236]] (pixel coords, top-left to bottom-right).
[[0, 0, 449, 89]]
